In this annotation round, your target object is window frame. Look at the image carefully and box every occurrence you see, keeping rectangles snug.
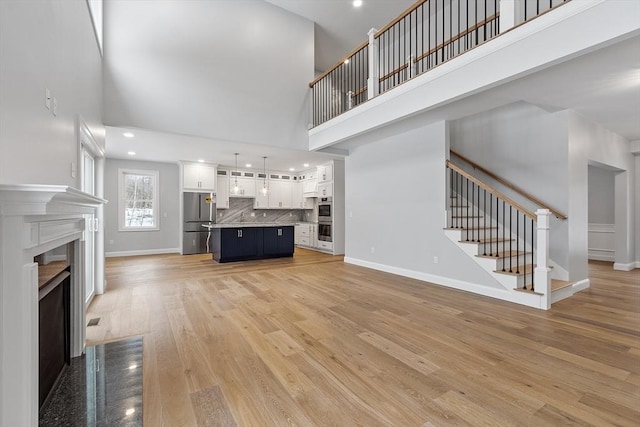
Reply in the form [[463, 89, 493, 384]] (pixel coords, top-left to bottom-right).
[[118, 168, 160, 232]]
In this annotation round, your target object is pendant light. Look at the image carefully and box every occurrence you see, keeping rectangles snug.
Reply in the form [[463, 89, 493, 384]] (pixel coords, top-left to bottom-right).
[[261, 156, 269, 196], [233, 153, 240, 195]]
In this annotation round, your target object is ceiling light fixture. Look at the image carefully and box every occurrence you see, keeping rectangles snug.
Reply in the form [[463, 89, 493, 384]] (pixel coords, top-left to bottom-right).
[[289, 168, 295, 172], [303, 163, 310, 168], [261, 157, 269, 196], [123, 132, 135, 138], [353, 0, 363, 8], [233, 153, 240, 195], [344, 59, 350, 64], [127, 151, 136, 156], [245, 163, 252, 168], [197, 159, 205, 163]]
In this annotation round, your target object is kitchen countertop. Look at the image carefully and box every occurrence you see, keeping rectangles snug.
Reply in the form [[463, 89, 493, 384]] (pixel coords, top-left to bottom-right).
[[202, 223, 297, 229]]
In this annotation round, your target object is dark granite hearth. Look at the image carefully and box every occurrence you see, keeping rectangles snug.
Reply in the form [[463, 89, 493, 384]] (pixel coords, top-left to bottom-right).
[[39, 337, 143, 426]]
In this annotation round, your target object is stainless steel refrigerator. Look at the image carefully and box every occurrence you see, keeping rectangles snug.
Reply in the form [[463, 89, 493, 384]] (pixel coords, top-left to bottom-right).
[[182, 192, 216, 255]]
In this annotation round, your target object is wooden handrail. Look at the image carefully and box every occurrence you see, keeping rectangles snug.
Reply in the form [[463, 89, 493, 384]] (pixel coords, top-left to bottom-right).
[[374, 0, 428, 39], [352, 86, 368, 97], [414, 12, 499, 63], [309, 41, 369, 88], [379, 12, 500, 83], [446, 160, 537, 220], [451, 150, 568, 219]]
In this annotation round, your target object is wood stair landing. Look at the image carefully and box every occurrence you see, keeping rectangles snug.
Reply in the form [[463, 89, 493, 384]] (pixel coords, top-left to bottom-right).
[[551, 279, 573, 291]]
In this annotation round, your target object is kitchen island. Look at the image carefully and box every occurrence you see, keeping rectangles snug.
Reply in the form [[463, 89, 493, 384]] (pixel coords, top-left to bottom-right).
[[204, 223, 295, 263]]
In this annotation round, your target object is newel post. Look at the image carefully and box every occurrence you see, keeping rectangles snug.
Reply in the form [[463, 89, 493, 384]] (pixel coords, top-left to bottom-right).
[[367, 28, 379, 100], [499, 0, 517, 32], [535, 209, 552, 309]]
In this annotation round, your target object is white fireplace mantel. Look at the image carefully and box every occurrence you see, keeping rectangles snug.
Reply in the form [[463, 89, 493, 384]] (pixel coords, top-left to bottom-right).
[[0, 184, 106, 427]]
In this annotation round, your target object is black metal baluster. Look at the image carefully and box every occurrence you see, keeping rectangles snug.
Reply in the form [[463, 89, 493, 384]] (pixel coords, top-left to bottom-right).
[[502, 200, 505, 271], [489, 193, 493, 255], [471, 182, 475, 241], [516, 211, 520, 275], [509, 205, 512, 273], [483, 189, 487, 255], [523, 215, 527, 290], [466, 177, 469, 236]]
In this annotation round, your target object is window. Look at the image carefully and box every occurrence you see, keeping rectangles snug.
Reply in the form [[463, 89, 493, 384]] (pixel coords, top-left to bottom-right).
[[118, 169, 159, 231]]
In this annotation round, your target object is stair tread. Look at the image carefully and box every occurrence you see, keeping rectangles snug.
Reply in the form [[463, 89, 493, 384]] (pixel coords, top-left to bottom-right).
[[552, 279, 573, 291], [476, 251, 531, 259], [494, 264, 535, 276]]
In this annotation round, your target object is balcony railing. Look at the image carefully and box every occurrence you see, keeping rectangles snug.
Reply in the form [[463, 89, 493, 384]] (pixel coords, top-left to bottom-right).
[[309, 0, 570, 128]]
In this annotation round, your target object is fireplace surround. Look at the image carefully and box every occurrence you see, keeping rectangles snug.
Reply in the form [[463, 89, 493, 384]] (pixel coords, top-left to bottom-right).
[[0, 185, 105, 426]]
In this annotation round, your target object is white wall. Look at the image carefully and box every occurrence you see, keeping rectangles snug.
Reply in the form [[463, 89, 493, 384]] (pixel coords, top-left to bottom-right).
[[103, 0, 314, 151], [104, 159, 180, 255], [587, 165, 616, 261], [0, 0, 104, 186], [636, 151, 640, 266], [588, 165, 616, 224], [568, 112, 635, 275], [345, 120, 505, 290], [450, 102, 570, 272]]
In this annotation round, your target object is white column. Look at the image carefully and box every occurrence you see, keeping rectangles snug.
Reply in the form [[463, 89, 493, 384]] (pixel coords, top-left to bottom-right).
[[367, 28, 379, 99], [500, 0, 517, 32], [535, 209, 552, 309], [95, 156, 106, 294]]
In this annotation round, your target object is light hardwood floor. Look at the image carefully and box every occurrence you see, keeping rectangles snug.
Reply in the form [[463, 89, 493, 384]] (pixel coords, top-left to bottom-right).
[[87, 251, 640, 426]]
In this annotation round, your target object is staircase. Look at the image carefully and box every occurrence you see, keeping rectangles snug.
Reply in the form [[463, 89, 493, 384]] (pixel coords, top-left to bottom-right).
[[444, 157, 580, 310]]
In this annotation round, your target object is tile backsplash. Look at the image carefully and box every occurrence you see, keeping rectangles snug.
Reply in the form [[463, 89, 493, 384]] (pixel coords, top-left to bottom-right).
[[217, 198, 315, 224]]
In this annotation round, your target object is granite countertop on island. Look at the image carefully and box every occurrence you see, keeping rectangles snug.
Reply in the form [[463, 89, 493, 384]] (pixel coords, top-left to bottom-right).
[[202, 223, 297, 229]]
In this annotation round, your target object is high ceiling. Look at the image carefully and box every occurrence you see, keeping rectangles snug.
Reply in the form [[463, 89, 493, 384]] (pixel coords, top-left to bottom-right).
[[265, 0, 416, 72]]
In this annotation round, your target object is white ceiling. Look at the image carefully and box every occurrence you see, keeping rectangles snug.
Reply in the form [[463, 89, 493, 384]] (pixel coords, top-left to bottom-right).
[[265, 0, 416, 72], [105, 126, 340, 171]]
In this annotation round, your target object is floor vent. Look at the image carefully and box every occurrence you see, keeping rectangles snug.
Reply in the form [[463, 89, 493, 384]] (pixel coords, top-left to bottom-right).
[[87, 318, 100, 327]]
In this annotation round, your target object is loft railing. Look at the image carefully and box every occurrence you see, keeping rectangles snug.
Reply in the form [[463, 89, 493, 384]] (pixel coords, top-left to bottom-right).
[[309, 0, 570, 128], [376, 0, 499, 94], [451, 150, 567, 219], [309, 42, 368, 127], [447, 160, 553, 303]]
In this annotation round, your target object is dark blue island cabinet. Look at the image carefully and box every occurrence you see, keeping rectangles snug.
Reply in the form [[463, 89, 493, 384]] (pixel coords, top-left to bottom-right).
[[211, 226, 294, 263]]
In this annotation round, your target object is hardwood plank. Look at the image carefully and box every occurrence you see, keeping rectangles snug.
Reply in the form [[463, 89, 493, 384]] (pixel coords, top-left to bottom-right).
[[87, 252, 640, 426], [190, 385, 237, 427]]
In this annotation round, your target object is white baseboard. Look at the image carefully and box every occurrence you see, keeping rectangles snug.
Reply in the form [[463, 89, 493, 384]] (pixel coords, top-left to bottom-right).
[[573, 278, 590, 292], [613, 261, 638, 271], [344, 257, 546, 309], [43, 254, 67, 263], [588, 248, 615, 262], [105, 248, 180, 258]]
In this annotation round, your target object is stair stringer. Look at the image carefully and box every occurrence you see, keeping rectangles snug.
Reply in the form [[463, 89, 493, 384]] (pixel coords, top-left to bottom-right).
[[443, 229, 547, 309]]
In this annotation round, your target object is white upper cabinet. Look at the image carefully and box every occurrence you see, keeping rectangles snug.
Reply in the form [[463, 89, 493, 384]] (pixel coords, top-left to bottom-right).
[[229, 173, 256, 198], [318, 181, 333, 198], [268, 175, 293, 209], [183, 163, 216, 191], [317, 162, 333, 183], [292, 181, 303, 209], [216, 173, 229, 209], [253, 173, 269, 208]]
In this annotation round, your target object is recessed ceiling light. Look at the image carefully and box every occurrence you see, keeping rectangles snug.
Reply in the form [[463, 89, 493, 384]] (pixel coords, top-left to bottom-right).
[[127, 151, 136, 156], [129, 364, 138, 370], [303, 163, 310, 168], [197, 159, 205, 163], [123, 132, 135, 138], [125, 408, 135, 416], [245, 163, 252, 168], [344, 59, 350, 64], [353, 0, 363, 8], [289, 168, 295, 172]]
